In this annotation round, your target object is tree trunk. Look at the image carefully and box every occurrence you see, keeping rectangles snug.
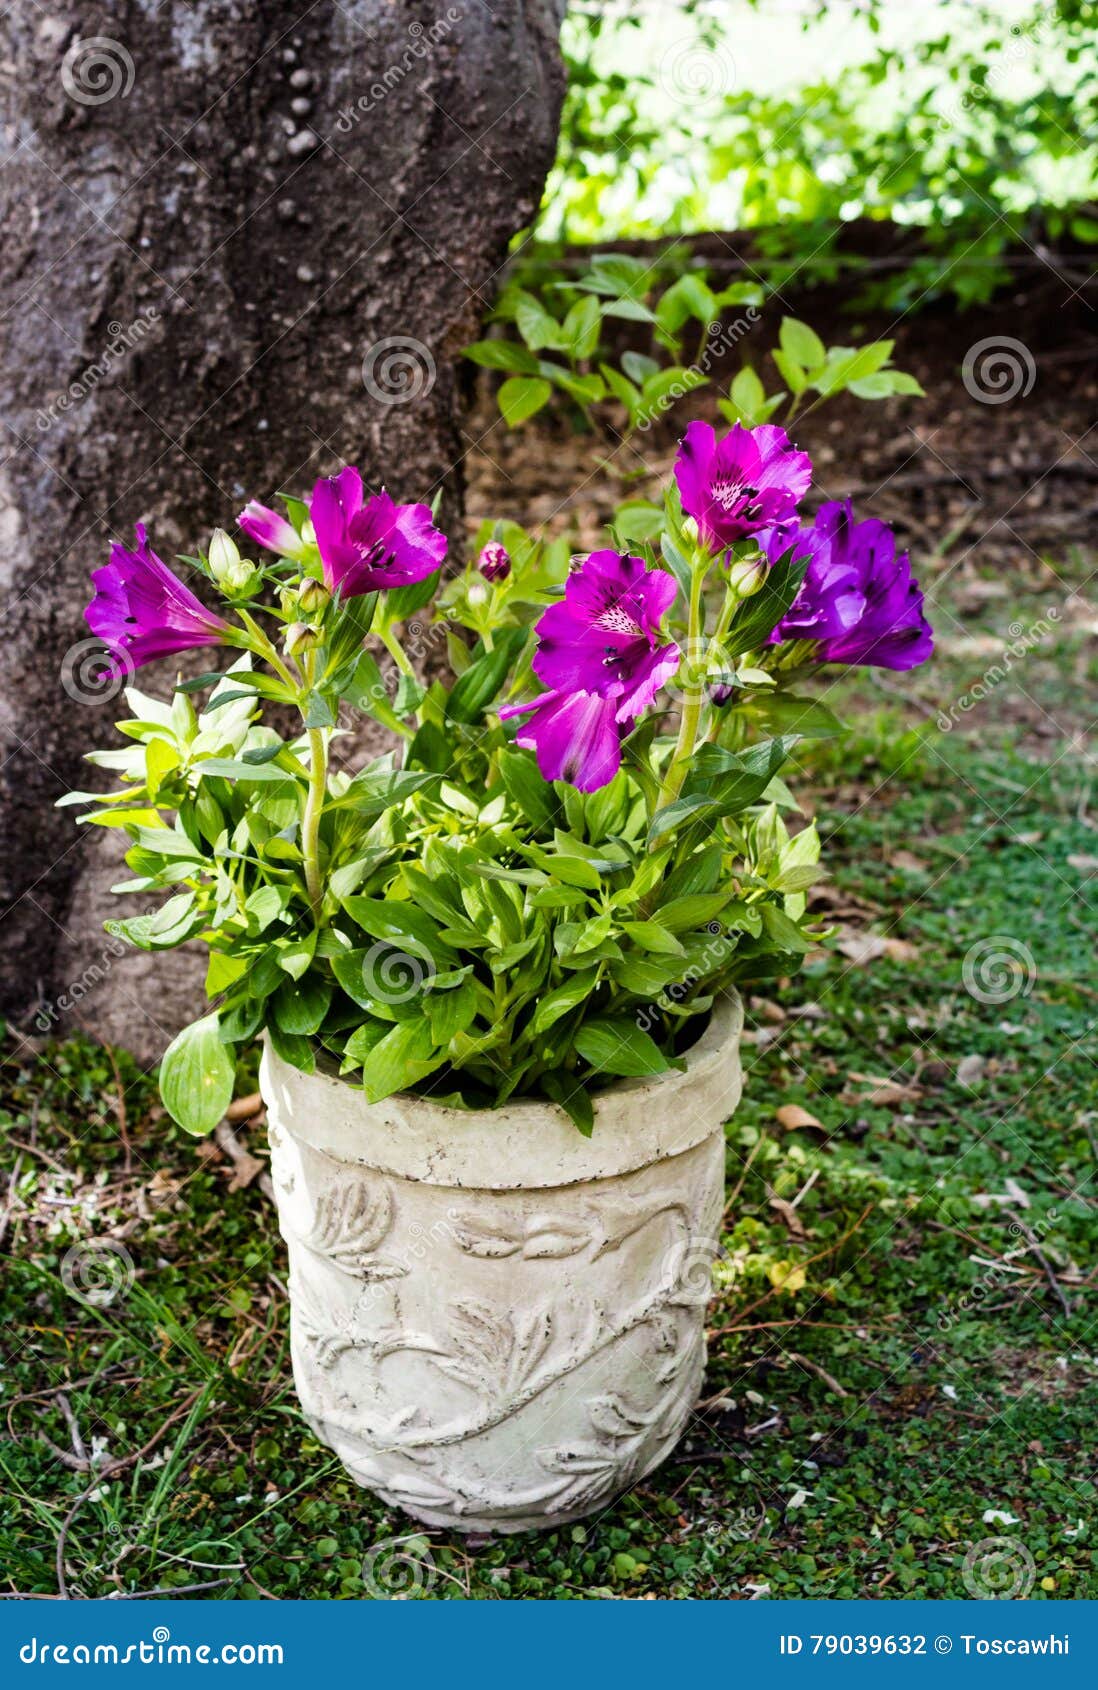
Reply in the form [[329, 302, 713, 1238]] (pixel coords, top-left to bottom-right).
[[0, 1, 565, 1057]]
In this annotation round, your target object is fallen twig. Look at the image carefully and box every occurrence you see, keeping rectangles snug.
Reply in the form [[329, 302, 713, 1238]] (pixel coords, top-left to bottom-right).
[[0, 1153, 25, 1251], [214, 1120, 274, 1202], [782, 1350, 849, 1399], [55, 1389, 203, 1599], [1009, 1210, 1073, 1319]]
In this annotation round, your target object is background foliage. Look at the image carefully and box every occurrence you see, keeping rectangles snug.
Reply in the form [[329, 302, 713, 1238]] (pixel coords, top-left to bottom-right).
[[539, 0, 1098, 309]]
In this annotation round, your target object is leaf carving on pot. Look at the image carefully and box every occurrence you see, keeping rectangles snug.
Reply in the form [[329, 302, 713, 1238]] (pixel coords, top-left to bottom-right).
[[522, 1212, 592, 1258], [293, 1280, 361, 1371], [449, 1214, 524, 1258], [304, 1178, 406, 1280], [434, 1300, 554, 1395], [450, 1209, 593, 1261], [584, 1192, 690, 1259], [585, 1393, 661, 1439]]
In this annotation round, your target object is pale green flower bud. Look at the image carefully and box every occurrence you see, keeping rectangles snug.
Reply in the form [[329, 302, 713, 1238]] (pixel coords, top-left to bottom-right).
[[297, 579, 330, 616], [208, 529, 256, 592], [726, 554, 767, 597], [284, 621, 319, 656]]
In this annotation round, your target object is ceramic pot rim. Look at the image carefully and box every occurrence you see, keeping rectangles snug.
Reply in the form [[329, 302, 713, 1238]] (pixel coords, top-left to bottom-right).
[[259, 990, 743, 1189]]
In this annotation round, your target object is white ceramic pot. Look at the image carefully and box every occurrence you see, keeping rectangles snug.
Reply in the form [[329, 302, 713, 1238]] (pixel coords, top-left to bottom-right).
[[260, 992, 743, 1534]]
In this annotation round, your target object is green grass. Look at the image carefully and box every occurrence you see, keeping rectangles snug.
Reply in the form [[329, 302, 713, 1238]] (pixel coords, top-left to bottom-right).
[[1, 732, 1094, 1600]]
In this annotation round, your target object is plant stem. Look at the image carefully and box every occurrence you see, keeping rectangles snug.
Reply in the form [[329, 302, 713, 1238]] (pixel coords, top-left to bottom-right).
[[656, 559, 708, 810], [379, 625, 415, 676], [302, 726, 328, 922]]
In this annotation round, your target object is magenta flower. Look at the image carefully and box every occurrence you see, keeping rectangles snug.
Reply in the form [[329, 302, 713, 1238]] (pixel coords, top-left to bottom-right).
[[500, 550, 680, 791], [766, 501, 933, 671], [309, 467, 446, 598], [238, 501, 307, 560], [85, 525, 231, 677], [674, 421, 812, 551]]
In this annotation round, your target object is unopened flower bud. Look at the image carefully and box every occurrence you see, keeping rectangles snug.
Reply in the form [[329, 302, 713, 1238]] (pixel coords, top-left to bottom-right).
[[682, 516, 700, 544], [297, 578, 330, 616], [708, 679, 738, 707], [208, 529, 256, 592], [478, 541, 511, 583], [726, 554, 767, 598], [284, 620, 319, 656]]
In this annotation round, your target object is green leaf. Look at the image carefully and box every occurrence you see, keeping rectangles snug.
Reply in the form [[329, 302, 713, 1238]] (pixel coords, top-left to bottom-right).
[[723, 548, 809, 657], [741, 692, 845, 740], [771, 347, 807, 396], [272, 974, 333, 1035], [779, 317, 826, 371], [360, 1020, 444, 1104], [541, 1071, 594, 1137], [652, 893, 731, 933], [729, 365, 766, 424], [561, 294, 602, 360], [574, 1017, 671, 1079], [445, 627, 526, 724], [499, 749, 558, 830], [498, 376, 553, 427], [620, 919, 686, 956], [266, 1020, 316, 1072], [328, 767, 438, 819], [159, 1013, 236, 1137], [196, 758, 301, 785], [463, 339, 541, 374], [513, 292, 563, 351], [175, 671, 225, 694], [530, 969, 599, 1035]]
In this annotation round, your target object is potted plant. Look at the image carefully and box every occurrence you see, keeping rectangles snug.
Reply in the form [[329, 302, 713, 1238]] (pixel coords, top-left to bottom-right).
[[66, 422, 931, 1532]]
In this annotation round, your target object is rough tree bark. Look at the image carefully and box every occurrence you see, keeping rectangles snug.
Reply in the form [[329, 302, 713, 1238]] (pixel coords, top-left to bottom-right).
[[0, 1, 565, 1058]]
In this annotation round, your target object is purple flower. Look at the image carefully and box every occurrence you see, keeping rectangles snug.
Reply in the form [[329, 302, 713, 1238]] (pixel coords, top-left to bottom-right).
[[309, 467, 447, 598], [766, 501, 933, 671], [500, 550, 680, 791], [86, 525, 231, 676], [238, 501, 307, 560], [500, 689, 624, 793], [675, 420, 812, 550], [478, 541, 511, 583]]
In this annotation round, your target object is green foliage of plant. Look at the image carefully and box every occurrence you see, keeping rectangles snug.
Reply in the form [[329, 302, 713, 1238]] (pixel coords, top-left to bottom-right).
[[468, 280, 922, 436], [69, 491, 836, 1135], [466, 251, 763, 432]]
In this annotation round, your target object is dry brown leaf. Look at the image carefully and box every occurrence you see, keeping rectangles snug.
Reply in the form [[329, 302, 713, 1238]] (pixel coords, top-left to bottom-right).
[[227, 1091, 263, 1122], [768, 1196, 807, 1240], [956, 1053, 986, 1089], [888, 850, 929, 873], [225, 1149, 265, 1193], [776, 1104, 824, 1132], [1067, 853, 1098, 877], [836, 931, 889, 965], [836, 928, 918, 965], [751, 998, 787, 1024]]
